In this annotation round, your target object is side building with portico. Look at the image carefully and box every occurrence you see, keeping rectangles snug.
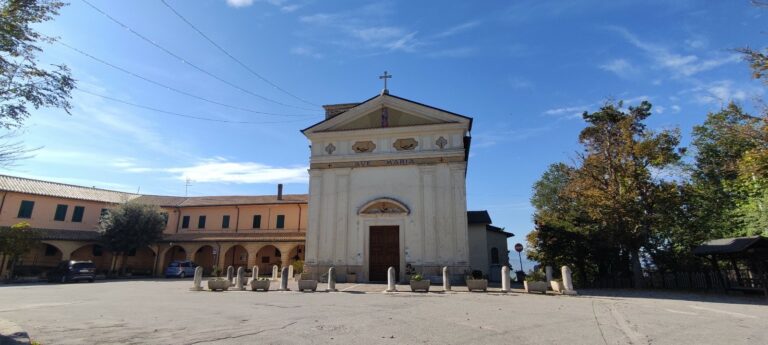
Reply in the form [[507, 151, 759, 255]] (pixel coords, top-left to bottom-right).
[[0, 174, 307, 279]]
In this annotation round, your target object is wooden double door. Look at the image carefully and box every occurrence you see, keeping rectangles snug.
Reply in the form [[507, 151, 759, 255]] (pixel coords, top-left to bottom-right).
[[369, 226, 400, 282]]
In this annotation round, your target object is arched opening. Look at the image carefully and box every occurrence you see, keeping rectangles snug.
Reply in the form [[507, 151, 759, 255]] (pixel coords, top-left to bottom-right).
[[358, 198, 410, 215], [255, 245, 281, 276], [71, 244, 113, 274], [491, 247, 500, 265], [222, 245, 248, 271], [123, 247, 156, 276], [194, 245, 215, 275], [16, 243, 62, 278], [163, 245, 187, 270], [288, 245, 305, 263]]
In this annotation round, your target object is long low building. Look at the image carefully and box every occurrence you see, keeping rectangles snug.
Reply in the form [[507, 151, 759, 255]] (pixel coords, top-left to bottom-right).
[[0, 175, 307, 278]]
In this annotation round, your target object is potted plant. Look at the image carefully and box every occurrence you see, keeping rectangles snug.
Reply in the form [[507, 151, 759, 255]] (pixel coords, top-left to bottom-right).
[[298, 273, 318, 292], [550, 279, 564, 293], [465, 275, 488, 292], [409, 273, 430, 292], [207, 277, 229, 291], [523, 270, 547, 293], [250, 277, 270, 291]]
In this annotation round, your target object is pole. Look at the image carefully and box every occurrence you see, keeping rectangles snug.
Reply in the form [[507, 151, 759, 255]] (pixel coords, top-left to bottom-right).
[[518, 251, 524, 272]]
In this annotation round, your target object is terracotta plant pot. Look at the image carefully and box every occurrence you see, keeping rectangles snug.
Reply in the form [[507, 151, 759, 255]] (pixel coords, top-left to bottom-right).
[[250, 279, 270, 291], [524, 281, 548, 293], [298, 279, 318, 292], [207, 278, 230, 291], [466, 279, 488, 292], [410, 280, 430, 292]]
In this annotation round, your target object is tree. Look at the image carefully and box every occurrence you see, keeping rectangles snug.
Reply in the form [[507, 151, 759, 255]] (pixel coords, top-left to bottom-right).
[[100, 203, 166, 275], [1, 0, 75, 128], [0, 221, 38, 280], [568, 101, 682, 287]]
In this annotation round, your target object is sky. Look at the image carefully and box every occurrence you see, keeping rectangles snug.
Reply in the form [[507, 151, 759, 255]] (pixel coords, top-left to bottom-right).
[[4, 0, 767, 268]]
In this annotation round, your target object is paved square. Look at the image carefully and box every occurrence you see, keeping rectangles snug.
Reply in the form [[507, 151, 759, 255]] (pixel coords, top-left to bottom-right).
[[0, 280, 766, 344]]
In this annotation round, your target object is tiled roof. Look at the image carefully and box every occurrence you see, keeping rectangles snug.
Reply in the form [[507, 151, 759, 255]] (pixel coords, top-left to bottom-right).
[[486, 224, 514, 238], [467, 210, 492, 224], [693, 236, 768, 256], [0, 174, 307, 207], [0, 175, 139, 203]]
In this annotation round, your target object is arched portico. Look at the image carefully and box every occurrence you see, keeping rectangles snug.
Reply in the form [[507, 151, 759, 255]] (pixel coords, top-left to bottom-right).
[[194, 245, 215, 275], [162, 245, 187, 271], [71, 244, 113, 273], [222, 245, 248, 271]]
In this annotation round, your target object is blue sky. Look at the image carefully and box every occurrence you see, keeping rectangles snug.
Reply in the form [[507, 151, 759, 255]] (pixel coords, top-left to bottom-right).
[[4, 0, 767, 267]]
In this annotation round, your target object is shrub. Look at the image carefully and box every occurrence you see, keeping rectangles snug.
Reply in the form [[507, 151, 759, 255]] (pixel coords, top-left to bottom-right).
[[410, 273, 424, 282], [525, 270, 546, 282]]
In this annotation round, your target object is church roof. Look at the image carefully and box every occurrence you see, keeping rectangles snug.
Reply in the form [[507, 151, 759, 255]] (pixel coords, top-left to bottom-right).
[[486, 224, 514, 238], [302, 92, 473, 134], [467, 210, 492, 224], [0, 174, 307, 207]]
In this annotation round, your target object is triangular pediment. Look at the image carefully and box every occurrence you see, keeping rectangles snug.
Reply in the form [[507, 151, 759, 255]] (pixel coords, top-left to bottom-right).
[[302, 93, 472, 135]]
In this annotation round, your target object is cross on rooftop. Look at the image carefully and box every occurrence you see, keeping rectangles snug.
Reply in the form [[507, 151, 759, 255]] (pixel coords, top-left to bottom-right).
[[379, 71, 392, 93]]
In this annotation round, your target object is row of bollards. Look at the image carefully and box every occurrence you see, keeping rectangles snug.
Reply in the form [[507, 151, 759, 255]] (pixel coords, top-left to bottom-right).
[[192, 264, 576, 294], [190, 265, 341, 292]]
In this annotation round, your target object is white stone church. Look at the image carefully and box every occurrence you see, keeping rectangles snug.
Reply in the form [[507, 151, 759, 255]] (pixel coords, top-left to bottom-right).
[[302, 86, 512, 283]]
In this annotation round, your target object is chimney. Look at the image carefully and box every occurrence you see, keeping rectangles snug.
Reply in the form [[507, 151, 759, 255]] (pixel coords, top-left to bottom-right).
[[322, 103, 360, 120], [277, 184, 283, 200]]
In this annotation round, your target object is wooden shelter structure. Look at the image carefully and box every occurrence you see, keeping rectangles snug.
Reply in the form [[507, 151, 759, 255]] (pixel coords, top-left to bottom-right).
[[693, 236, 768, 297]]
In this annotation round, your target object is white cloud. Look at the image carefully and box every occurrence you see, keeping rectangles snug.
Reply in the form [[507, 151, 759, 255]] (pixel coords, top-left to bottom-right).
[[543, 105, 587, 119], [432, 21, 481, 39], [611, 27, 740, 78], [508, 77, 533, 90], [599, 58, 637, 78], [670, 105, 681, 113], [685, 80, 763, 105], [227, 0, 297, 11], [166, 158, 308, 184], [226, 0, 254, 8], [290, 46, 323, 59]]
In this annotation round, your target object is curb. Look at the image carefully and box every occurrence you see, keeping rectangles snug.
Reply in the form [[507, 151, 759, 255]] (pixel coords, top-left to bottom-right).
[[0, 319, 30, 345]]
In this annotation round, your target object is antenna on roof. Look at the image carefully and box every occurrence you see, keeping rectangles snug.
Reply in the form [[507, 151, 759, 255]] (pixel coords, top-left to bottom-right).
[[185, 178, 193, 196], [137, 186, 141, 194]]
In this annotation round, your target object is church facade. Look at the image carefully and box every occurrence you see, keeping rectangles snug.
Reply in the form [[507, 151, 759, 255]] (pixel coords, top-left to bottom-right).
[[302, 90, 476, 282]]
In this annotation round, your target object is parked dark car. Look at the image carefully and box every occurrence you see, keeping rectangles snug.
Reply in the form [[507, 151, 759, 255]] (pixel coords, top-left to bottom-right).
[[48, 260, 96, 283], [164, 260, 196, 278]]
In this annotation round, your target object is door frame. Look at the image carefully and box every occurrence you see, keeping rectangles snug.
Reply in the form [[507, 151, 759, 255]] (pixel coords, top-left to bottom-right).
[[362, 216, 406, 283]]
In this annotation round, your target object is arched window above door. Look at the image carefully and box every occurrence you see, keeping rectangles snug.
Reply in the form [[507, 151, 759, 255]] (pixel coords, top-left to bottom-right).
[[358, 198, 410, 215]]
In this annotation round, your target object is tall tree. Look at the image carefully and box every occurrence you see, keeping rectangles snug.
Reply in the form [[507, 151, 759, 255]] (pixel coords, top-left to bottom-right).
[[568, 101, 682, 287], [1, 0, 74, 128], [100, 203, 166, 275]]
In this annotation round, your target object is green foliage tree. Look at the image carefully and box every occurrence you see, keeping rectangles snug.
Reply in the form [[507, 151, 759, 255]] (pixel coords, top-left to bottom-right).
[[1, 0, 75, 128], [0, 221, 38, 280], [99, 203, 166, 275]]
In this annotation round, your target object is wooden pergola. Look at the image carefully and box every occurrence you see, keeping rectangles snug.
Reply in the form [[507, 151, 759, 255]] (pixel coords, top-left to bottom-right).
[[693, 236, 768, 298]]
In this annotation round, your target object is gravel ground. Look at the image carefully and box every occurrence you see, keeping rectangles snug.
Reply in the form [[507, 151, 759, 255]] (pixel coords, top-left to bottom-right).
[[0, 279, 766, 345]]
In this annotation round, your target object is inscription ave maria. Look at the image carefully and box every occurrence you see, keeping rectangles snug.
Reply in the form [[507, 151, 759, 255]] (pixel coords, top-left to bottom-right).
[[354, 159, 415, 167]]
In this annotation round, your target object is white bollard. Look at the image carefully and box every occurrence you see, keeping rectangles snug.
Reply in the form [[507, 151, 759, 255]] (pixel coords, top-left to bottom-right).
[[384, 266, 397, 292], [250, 266, 259, 284], [235, 267, 245, 290], [561, 266, 577, 295], [545, 266, 553, 284], [501, 266, 510, 293], [190, 266, 203, 291], [442, 266, 451, 291], [278, 266, 290, 291], [327, 267, 338, 292], [288, 264, 294, 280], [271, 265, 278, 280], [226, 266, 234, 286]]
